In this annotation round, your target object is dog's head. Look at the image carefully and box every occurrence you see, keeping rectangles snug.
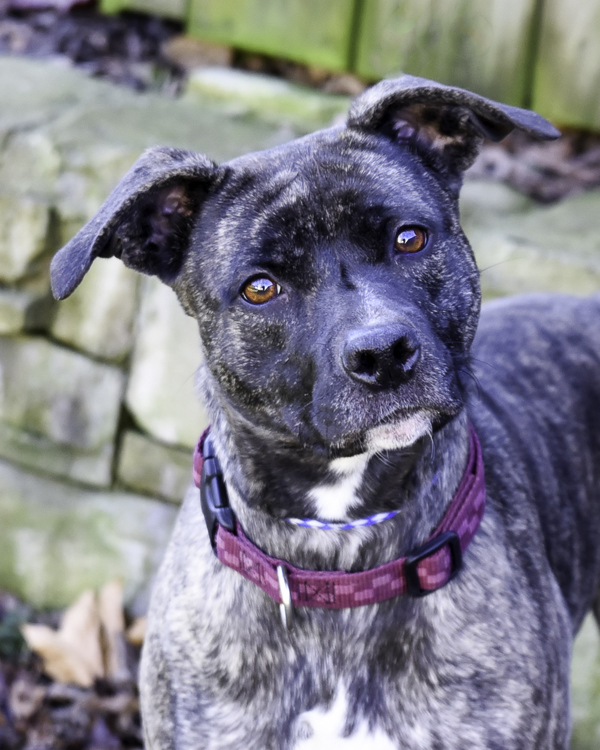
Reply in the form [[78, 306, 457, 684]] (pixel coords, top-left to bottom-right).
[[51, 76, 558, 463]]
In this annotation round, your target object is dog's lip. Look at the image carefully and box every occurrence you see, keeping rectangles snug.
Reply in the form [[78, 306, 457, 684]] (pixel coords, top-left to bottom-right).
[[324, 406, 422, 459], [326, 436, 365, 460]]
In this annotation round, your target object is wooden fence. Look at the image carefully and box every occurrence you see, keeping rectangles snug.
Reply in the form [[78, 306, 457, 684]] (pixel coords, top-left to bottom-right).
[[100, 0, 600, 131]]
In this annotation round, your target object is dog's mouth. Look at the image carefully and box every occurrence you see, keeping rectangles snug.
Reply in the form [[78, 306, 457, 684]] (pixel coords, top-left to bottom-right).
[[366, 410, 433, 453]]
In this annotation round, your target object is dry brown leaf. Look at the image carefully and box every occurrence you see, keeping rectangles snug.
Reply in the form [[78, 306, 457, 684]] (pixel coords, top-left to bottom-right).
[[21, 590, 104, 687], [125, 616, 146, 646], [20, 582, 137, 687], [21, 623, 98, 687], [59, 590, 104, 678], [98, 580, 128, 681], [98, 580, 124, 635]]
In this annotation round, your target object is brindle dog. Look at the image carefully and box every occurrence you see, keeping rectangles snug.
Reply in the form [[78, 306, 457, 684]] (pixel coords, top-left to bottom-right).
[[51, 75, 600, 749]]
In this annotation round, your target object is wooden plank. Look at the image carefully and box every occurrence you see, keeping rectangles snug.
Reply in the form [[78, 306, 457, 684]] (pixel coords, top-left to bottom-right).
[[354, 0, 539, 105], [100, 0, 187, 21], [187, 0, 358, 72], [533, 0, 600, 130]]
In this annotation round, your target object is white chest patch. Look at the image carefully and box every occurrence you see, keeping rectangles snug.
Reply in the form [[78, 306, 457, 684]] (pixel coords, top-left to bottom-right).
[[308, 454, 368, 521], [307, 412, 432, 522], [294, 684, 396, 749]]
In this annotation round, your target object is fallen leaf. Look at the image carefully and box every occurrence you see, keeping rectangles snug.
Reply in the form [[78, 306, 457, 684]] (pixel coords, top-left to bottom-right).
[[98, 581, 128, 681], [125, 617, 146, 647], [21, 624, 96, 688], [98, 581, 124, 636], [21, 590, 103, 688], [59, 590, 104, 680]]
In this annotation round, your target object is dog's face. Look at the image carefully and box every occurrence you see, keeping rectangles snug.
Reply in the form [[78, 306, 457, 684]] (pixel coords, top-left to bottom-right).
[[178, 128, 477, 458], [50, 76, 558, 467]]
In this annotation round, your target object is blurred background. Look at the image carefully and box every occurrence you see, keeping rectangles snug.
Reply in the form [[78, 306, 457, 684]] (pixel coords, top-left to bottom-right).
[[0, 0, 598, 747]]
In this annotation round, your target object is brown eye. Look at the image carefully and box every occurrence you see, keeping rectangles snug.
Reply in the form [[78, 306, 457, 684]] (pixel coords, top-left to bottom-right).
[[241, 276, 282, 305], [394, 226, 427, 254]]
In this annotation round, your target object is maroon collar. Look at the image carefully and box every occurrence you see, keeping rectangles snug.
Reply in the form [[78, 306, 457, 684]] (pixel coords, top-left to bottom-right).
[[193, 425, 485, 614]]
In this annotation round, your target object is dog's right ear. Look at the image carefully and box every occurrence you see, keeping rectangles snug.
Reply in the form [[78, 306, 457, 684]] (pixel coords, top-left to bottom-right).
[[50, 146, 218, 300]]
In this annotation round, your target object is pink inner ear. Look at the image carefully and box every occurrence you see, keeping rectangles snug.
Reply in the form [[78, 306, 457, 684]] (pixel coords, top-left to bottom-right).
[[393, 119, 416, 139], [162, 185, 193, 218], [391, 105, 460, 156], [149, 184, 194, 248]]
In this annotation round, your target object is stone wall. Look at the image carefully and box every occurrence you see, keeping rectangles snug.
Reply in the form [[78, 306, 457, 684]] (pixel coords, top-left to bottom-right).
[[1, 55, 599, 616], [0, 56, 305, 614]]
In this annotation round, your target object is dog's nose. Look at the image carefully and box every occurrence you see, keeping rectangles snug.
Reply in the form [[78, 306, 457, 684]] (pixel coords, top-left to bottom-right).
[[342, 325, 421, 388]]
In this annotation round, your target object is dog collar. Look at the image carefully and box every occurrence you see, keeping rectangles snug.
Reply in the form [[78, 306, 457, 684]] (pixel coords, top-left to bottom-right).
[[193, 425, 485, 621]]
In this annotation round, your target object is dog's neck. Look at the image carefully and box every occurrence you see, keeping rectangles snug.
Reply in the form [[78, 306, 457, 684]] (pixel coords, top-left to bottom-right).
[[203, 400, 471, 572]]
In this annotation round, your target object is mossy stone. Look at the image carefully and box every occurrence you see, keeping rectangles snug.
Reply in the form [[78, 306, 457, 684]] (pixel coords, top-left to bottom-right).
[[0, 459, 177, 615]]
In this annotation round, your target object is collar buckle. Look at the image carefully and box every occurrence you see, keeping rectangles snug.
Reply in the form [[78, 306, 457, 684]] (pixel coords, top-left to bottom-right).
[[404, 530, 462, 597], [200, 434, 236, 551]]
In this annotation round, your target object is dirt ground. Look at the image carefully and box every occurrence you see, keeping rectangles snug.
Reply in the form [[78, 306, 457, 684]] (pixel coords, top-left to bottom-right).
[[0, 591, 142, 749]]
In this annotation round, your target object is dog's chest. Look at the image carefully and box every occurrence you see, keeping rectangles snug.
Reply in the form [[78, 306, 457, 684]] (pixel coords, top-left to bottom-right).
[[293, 683, 396, 749]]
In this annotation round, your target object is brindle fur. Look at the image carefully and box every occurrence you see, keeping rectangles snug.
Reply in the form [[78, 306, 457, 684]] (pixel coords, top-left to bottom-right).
[[51, 75, 600, 749]]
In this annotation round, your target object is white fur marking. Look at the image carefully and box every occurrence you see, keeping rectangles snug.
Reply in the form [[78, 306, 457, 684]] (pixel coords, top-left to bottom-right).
[[367, 411, 431, 453], [309, 455, 368, 521], [309, 413, 431, 520], [295, 684, 396, 749], [329, 453, 368, 476]]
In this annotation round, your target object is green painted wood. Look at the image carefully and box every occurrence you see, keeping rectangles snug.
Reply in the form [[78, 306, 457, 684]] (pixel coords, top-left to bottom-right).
[[187, 0, 358, 72], [100, 0, 187, 21], [571, 615, 600, 749], [533, 0, 600, 130], [354, 0, 539, 105]]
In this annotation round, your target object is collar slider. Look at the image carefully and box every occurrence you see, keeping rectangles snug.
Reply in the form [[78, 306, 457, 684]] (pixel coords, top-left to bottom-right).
[[404, 530, 462, 597]]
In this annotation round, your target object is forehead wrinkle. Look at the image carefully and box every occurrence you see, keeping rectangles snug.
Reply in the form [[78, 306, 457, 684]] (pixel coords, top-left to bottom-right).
[[214, 136, 442, 266], [248, 174, 314, 247], [307, 145, 427, 215], [213, 165, 306, 248], [257, 165, 304, 202]]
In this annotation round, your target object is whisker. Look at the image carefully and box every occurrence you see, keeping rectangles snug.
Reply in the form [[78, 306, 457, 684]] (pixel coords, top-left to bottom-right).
[[425, 425, 436, 462], [459, 366, 483, 398], [478, 256, 523, 275], [469, 356, 499, 372]]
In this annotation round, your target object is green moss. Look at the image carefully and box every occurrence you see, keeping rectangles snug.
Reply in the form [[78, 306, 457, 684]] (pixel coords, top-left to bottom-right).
[[0, 460, 177, 614], [184, 68, 350, 134]]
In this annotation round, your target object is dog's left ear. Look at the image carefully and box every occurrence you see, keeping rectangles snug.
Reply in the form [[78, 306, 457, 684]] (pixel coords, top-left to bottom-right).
[[51, 146, 218, 300], [347, 74, 560, 189]]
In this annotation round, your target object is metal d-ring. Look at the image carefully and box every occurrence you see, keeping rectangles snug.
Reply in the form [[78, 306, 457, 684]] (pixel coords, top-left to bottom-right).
[[276, 565, 294, 630]]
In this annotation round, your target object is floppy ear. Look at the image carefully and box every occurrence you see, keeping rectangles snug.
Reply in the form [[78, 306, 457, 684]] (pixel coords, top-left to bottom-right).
[[347, 74, 560, 189], [50, 146, 218, 300]]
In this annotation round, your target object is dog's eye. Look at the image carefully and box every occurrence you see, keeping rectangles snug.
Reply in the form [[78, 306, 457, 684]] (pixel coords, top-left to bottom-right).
[[241, 276, 282, 305], [394, 226, 427, 253]]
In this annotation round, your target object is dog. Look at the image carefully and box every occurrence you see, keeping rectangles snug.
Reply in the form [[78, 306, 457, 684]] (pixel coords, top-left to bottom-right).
[[50, 74, 600, 749]]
